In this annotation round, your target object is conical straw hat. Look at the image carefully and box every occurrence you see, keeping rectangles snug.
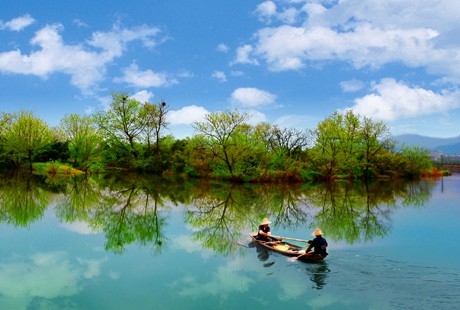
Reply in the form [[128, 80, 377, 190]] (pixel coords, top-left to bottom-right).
[[260, 218, 271, 225]]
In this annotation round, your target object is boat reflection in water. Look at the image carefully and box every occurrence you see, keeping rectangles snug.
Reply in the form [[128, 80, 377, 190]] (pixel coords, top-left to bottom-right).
[[303, 261, 330, 290], [248, 240, 275, 268], [248, 239, 330, 289]]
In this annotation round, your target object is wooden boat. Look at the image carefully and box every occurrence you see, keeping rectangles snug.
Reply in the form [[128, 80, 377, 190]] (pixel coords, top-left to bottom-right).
[[248, 232, 326, 263]]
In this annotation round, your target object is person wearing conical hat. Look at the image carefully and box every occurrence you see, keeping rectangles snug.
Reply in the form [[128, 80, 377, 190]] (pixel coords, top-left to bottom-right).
[[257, 218, 273, 241], [304, 228, 328, 257]]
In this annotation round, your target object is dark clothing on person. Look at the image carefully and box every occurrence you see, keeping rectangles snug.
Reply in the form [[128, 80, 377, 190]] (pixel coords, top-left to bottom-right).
[[306, 235, 328, 256], [257, 224, 272, 241]]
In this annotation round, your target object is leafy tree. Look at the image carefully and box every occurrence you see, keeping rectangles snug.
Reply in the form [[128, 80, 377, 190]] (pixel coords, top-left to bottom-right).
[[94, 93, 143, 162], [136, 101, 170, 172], [139, 101, 169, 157], [265, 124, 310, 158], [193, 110, 255, 178], [358, 116, 394, 178], [310, 110, 397, 180], [399, 145, 433, 177], [59, 114, 102, 171], [0, 112, 13, 139], [0, 112, 14, 167], [310, 111, 348, 179], [34, 140, 70, 163], [4, 111, 53, 170]]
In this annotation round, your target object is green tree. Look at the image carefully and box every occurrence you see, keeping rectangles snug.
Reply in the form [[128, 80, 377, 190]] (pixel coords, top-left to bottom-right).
[[0, 112, 14, 166], [192, 110, 256, 178], [192, 111, 266, 179], [265, 124, 310, 158], [310, 111, 348, 179], [94, 93, 143, 163], [139, 101, 169, 157], [358, 116, 394, 178], [0, 112, 13, 139], [399, 145, 433, 177], [310, 110, 396, 180], [4, 111, 53, 170], [137, 101, 170, 172], [59, 114, 102, 171]]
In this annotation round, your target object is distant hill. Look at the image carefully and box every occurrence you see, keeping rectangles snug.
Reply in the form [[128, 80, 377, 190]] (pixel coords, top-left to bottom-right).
[[393, 134, 460, 155], [433, 142, 460, 155]]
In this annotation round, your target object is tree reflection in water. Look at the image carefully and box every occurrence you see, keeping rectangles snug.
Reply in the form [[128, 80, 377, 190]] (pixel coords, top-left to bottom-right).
[[0, 172, 438, 257], [0, 171, 50, 227]]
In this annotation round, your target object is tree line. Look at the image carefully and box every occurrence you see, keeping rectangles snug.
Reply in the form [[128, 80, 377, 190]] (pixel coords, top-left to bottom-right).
[[0, 92, 436, 181]]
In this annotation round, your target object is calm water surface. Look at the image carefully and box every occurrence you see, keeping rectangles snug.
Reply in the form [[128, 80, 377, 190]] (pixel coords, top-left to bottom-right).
[[1, 174, 459, 309]]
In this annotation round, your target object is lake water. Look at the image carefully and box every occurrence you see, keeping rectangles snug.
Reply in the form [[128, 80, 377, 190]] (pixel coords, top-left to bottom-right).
[[0, 173, 459, 309]]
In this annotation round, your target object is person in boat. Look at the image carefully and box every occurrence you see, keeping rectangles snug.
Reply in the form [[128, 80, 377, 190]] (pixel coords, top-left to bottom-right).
[[304, 228, 328, 257], [256, 218, 274, 242]]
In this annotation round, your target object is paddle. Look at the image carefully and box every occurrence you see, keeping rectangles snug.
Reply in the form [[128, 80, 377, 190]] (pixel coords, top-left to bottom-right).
[[271, 235, 311, 243]]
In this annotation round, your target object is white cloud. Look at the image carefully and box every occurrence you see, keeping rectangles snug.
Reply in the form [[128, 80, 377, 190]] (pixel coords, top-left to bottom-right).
[[230, 70, 244, 77], [176, 69, 194, 78], [0, 251, 106, 309], [87, 24, 161, 54], [168, 105, 209, 125], [255, 1, 277, 23], [77, 257, 104, 279], [170, 252, 322, 303], [72, 18, 88, 28], [0, 251, 79, 308], [321, 0, 460, 33], [131, 90, 154, 103], [340, 79, 365, 93], [348, 78, 460, 121], [233, 44, 259, 66], [175, 258, 254, 299], [116, 63, 175, 88], [231, 87, 276, 107], [277, 7, 299, 25], [60, 220, 99, 235], [274, 114, 312, 130], [174, 235, 198, 253], [239, 0, 460, 82], [211, 70, 227, 82], [0, 23, 163, 93], [1, 14, 35, 31], [255, 1, 298, 24], [302, 3, 328, 19], [252, 24, 438, 71], [246, 110, 268, 125], [216, 43, 229, 53]]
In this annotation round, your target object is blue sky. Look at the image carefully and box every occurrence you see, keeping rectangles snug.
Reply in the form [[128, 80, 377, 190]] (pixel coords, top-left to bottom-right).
[[1, 0, 459, 138]]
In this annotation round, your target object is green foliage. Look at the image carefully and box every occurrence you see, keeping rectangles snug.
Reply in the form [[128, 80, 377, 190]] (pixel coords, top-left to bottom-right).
[[93, 93, 143, 161], [3, 111, 54, 170], [32, 162, 83, 176], [92, 93, 169, 171], [34, 141, 70, 163], [192, 110, 271, 181], [399, 145, 433, 177], [0, 98, 438, 182], [0, 164, 438, 252], [59, 114, 102, 171], [309, 110, 396, 180]]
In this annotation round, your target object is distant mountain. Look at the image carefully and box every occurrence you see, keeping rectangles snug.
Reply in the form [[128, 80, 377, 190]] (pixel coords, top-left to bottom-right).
[[433, 142, 460, 155], [393, 134, 460, 155]]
